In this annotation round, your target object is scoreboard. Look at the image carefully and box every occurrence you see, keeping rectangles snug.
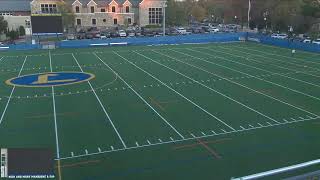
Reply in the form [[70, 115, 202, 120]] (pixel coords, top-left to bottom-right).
[[31, 14, 63, 35], [0, 148, 55, 179]]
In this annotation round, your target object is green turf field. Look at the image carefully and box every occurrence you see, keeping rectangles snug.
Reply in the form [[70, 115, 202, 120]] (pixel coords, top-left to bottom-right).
[[0, 42, 320, 180]]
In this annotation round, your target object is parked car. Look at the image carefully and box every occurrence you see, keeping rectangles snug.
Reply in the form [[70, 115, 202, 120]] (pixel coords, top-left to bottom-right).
[[303, 38, 312, 43], [271, 33, 288, 39], [94, 33, 101, 39], [201, 26, 210, 33], [85, 33, 94, 39], [312, 39, 320, 45], [169, 28, 179, 35], [118, 30, 127, 37], [100, 32, 111, 39], [191, 27, 201, 34], [66, 34, 75, 40], [76, 30, 86, 39], [0, 42, 4, 46], [110, 31, 119, 38], [209, 27, 220, 33], [135, 30, 143, 36], [176, 27, 187, 35], [127, 30, 135, 37]]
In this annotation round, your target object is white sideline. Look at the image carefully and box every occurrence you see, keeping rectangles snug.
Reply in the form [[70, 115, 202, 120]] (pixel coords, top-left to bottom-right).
[[71, 53, 127, 148], [56, 116, 320, 161], [231, 159, 320, 180], [49, 50, 61, 160]]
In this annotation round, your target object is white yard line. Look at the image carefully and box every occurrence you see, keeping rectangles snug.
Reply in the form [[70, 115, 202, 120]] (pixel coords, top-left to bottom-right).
[[196, 47, 320, 102], [49, 50, 61, 160], [0, 56, 27, 126], [71, 53, 127, 148], [216, 46, 320, 88], [185, 48, 319, 117], [245, 43, 320, 65], [94, 52, 185, 139], [155, 49, 280, 124], [221, 46, 320, 78], [133, 50, 236, 131], [115, 50, 235, 131], [57, 115, 320, 161]]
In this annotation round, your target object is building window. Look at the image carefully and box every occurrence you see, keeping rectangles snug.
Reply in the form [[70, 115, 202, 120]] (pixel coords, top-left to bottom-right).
[[25, 20, 31, 26], [90, 6, 95, 13], [101, 8, 106, 12], [112, 6, 116, 12], [103, 19, 106, 22], [1, 12, 13, 16], [75, 6, 80, 13], [148, 8, 162, 24], [125, 6, 129, 13], [128, 18, 131, 24], [41, 4, 57, 13], [92, 19, 96, 25], [76, 19, 81, 25], [113, 18, 117, 24]]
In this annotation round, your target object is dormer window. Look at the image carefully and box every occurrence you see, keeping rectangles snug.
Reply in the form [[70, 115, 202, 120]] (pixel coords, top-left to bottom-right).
[[41, 4, 57, 13], [125, 6, 129, 13], [101, 8, 105, 12], [75, 6, 80, 13], [90, 6, 95, 13], [112, 6, 116, 12]]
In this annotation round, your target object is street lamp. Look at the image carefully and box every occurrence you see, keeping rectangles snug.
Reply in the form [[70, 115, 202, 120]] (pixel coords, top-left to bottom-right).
[[264, 17, 267, 30], [234, 16, 238, 24], [162, 2, 167, 36]]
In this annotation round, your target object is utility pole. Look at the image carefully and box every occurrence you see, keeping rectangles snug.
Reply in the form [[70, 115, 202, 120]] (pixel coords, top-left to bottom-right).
[[163, 1, 167, 36], [247, 0, 251, 28]]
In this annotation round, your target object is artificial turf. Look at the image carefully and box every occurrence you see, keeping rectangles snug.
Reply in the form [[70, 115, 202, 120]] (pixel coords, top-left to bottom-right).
[[0, 42, 319, 180]]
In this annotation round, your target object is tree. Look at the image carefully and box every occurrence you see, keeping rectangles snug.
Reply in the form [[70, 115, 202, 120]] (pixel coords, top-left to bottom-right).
[[18, 26, 25, 36], [166, 0, 177, 26], [57, 1, 75, 33], [190, 5, 206, 22], [0, 16, 8, 34], [301, 0, 320, 18], [7, 29, 19, 41]]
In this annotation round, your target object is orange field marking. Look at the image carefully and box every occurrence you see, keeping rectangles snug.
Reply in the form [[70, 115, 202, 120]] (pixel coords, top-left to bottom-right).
[[25, 112, 79, 119], [57, 160, 62, 180], [149, 97, 166, 111], [56, 160, 101, 169], [158, 100, 180, 104], [196, 138, 221, 159], [173, 138, 232, 150]]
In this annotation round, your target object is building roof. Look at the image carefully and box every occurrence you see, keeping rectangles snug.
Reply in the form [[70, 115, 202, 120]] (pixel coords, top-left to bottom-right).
[[67, 0, 162, 7], [0, 0, 32, 12]]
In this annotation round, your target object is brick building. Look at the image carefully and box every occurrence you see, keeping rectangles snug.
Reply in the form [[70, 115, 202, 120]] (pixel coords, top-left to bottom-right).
[[30, 0, 166, 27]]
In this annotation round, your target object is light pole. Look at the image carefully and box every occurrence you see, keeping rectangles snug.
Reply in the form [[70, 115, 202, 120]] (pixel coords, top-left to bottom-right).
[[247, 0, 251, 28], [264, 17, 267, 30], [162, 2, 167, 36], [234, 16, 238, 24]]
